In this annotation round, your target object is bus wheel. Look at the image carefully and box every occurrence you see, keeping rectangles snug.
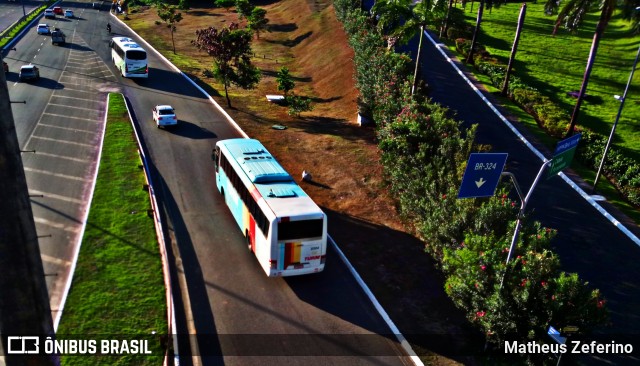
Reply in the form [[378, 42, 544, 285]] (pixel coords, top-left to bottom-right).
[[245, 231, 252, 252]]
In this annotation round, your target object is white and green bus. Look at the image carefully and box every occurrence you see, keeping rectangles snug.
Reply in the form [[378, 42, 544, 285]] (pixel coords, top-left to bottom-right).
[[109, 37, 148, 78]]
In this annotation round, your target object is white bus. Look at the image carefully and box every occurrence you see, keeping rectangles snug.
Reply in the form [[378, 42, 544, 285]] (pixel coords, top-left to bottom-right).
[[109, 37, 148, 78], [213, 138, 327, 277]]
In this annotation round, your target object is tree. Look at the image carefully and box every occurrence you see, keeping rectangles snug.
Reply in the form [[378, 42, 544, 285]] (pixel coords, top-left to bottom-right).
[[371, 0, 413, 35], [247, 7, 269, 39], [544, 0, 637, 137], [276, 67, 295, 96], [235, 0, 254, 19], [215, 0, 235, 11], [178, 0, 190, 11], [157, 3, 183, 54], [192, 23, 261, 107], [396, 0, 447, 95]]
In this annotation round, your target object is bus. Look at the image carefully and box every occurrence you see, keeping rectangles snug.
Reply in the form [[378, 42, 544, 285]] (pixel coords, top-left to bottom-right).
[[213, 138, 327, 277], [109, 37, 148, 78]]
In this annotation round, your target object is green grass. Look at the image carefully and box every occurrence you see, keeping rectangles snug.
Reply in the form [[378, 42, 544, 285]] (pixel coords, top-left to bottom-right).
[[0, 5, 48, 48], [462, 3, 640, 160], [57, 94, 167, 366]]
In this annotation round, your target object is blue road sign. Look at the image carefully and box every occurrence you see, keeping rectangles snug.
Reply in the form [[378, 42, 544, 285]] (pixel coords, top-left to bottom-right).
[[553, 133, 582, 156], [458, 153, 508, 199], [548, 326, 567, 345]]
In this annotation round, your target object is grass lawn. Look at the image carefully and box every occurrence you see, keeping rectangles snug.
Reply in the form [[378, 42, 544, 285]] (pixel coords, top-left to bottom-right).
[[56, 94, 167, 366], [462, 2, 640, 160], [448, 2, 640, 222]]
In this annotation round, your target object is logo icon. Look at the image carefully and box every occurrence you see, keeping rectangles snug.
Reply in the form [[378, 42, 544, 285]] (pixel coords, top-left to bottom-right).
[[7, 336, 40, 354]]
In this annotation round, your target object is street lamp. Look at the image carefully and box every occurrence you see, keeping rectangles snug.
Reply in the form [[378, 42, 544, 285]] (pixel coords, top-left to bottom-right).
[[592, 42, 640, 193]]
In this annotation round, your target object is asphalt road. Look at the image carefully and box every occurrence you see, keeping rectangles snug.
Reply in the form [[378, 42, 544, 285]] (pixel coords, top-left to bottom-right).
[[6, 3, 415, 365], [406, 29, 640, 364], [7, 0, 118, 328]]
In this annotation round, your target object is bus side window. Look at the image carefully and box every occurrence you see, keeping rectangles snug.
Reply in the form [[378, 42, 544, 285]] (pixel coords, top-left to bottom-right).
[[213, 148, 220, 171]]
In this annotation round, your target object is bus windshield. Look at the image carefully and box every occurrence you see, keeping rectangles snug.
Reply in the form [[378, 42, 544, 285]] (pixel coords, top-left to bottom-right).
[[126, 50, 147, 60], [278, 219, 324, 241]]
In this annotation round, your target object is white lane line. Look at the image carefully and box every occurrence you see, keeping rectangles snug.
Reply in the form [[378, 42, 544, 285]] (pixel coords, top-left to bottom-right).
[[42, 112, 99, 122], [34, 217, 81, 233], [31, 135, 94, 148], [30, 188, 84, 204], [424, 31, 640, 247], [38, 123, 99, 135], [50, 94, 97, 103], [47, 103, 98, 112], [28, 150, 90, 164], [42, 254, 72, 267], [24, 167, 88, 182]]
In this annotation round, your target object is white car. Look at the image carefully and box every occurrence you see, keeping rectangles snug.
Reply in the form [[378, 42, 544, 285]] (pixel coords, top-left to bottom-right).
[[36, 24, 50, 35], [152, 105, 177, 128], [44, 9, 55, 19], [64, 10, 74, 18]]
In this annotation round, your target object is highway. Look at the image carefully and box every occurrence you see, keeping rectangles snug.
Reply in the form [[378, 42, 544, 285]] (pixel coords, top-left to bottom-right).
[[5, 2, 415, 365]]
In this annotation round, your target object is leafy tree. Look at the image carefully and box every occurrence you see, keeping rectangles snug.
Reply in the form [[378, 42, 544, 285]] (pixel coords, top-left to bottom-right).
[[157, 4, 183, 54], [235, 0, 254, 19], [371, 0, 413, 36], [247, 7, 269, 39], [178, 0, 190, 11], [215, 0, 235, 11], [192, 23, 261, 107], [276, 67, 295, 96], [285, 95, 314, 117], [544, 0, 638, 137]]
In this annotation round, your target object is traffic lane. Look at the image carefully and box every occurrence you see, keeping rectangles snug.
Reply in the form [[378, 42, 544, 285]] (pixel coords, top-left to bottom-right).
[[417, 32, 640, 333], [120, 65, 410, 366], [0, 0, 44, 31]]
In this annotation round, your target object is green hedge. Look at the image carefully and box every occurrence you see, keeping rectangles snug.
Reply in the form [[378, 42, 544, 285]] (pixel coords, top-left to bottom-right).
[[333, 0, 608, 361]]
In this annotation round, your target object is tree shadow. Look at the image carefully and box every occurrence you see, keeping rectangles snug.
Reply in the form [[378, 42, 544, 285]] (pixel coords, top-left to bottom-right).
[[261, 68, 312, 82], [264, 31, 312, 47], [309, 95, 342, 104], [267, 22, 298, 33]]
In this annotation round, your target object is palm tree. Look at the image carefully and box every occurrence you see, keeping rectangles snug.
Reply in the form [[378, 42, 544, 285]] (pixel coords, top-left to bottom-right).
[[397, 0, 448, 94], [371, 0, 413, 36], [544, 0, 637, 137]]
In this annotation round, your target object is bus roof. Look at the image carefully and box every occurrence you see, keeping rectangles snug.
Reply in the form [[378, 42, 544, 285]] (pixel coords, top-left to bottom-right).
[[111, 37, 146, 51], [217, 139, 323, 217]]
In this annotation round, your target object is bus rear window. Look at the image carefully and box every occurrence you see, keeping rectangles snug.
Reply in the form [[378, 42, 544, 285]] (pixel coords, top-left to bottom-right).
[[126, 50, 147, 60], [278, 219, 323, 241]]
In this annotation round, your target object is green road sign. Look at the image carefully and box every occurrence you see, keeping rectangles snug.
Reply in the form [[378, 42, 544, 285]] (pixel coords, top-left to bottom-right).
[[548, 134, 581, 178]]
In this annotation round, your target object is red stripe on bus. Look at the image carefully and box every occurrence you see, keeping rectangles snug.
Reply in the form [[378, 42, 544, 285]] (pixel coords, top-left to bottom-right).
[[250, 187, 262, 201], [249, 215, 256, 252]]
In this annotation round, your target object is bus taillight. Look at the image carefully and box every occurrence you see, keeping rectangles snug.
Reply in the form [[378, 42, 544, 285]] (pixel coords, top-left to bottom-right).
[[269, 259, 277, 269]]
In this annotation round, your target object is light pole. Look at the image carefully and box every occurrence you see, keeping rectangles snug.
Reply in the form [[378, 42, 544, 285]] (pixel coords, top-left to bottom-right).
[[592, 41, 640, 193]]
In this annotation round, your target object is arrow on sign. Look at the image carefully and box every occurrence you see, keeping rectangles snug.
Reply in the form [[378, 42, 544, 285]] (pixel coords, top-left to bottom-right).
[[475, 177, 486, 188]]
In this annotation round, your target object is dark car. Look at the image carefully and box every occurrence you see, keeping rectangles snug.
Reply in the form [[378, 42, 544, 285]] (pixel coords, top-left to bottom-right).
[[19, 65, 40, 81], [51, 30, 66, 45]]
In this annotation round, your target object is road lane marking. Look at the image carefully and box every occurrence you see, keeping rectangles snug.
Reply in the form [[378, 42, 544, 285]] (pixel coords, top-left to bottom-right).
[[24, 167, 88, 182], [42, 254, 72, 267], [28, 150, 90, 164], [31, 135, 94, 148], [29, 189, 84, 204], [34, 217, 81, 234], [42, 112, 99, 123], [38, 123, 99, 135], [47, 103, 98, 112], [50, 94, 96, 103]]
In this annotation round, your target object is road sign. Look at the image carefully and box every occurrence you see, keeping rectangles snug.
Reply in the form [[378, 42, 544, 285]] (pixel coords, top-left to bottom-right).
[[458, 153, 508, 198], [548, 326, 567, 344], [547, 133, 582, 178]]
